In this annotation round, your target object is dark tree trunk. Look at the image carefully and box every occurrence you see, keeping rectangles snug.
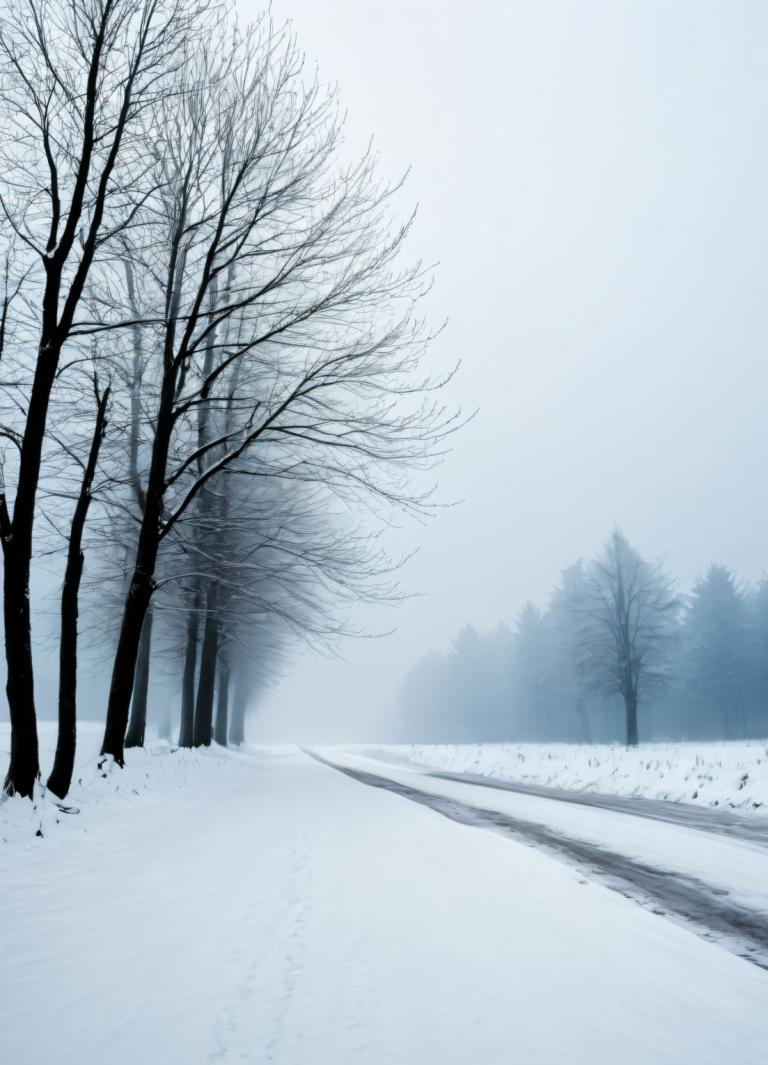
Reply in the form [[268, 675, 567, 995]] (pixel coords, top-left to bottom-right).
[[1, 342, 60, 796], [178, 587, 202, 748], [101, 574, 154, 763], [2, 544, 40, 797], [229, 664, 247, 746], [193, 582, 219, 747], [47, 385, 110, 799], [625, 689, 639, 747], [214, 645, 230, 747], [121, 256, 151, 755], [125, 606, 153, 749], [101, 356, 178, 764]]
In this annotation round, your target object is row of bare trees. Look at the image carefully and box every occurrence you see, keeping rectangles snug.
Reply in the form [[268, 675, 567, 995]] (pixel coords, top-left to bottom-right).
[[0, 0, 457, 797]]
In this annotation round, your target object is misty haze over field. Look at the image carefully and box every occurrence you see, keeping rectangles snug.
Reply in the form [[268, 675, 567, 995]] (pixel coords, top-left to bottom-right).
[[2, 0, 767, 746], [252, 0, 768, 741]]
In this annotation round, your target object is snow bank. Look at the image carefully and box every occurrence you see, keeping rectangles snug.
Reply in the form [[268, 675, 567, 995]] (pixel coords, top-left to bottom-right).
[[370, 740, 768, 812], [0, 721, 254, 847]]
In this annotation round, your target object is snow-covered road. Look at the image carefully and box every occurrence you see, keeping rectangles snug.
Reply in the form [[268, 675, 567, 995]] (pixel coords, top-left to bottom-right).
[[3, 741, 768, 1064]]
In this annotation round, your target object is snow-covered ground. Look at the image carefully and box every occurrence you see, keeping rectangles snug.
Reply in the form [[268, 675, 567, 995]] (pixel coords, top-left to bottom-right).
[[368, 739, 768, 811], [2, 726, 768, 1064], [0, 722, 255, 847]]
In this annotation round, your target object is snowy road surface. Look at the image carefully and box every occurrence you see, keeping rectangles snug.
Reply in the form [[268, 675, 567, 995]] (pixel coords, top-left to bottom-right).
[[3, 741, 768, 1064]]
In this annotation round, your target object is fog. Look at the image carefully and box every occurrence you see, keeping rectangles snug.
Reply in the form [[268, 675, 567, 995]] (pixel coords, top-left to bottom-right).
[[4, 1, 766, 743], [239, 0, 768, 741]]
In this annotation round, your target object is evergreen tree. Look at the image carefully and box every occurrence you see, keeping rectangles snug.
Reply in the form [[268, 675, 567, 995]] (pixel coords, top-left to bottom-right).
[[513, 603, 554, 739], [547, 561, 592, 741], [749, 576, 768, 733], [680, 565, 750, 738]]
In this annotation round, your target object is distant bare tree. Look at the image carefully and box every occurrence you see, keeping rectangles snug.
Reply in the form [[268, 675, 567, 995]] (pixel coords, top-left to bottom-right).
[[576, 529, 678, 746]]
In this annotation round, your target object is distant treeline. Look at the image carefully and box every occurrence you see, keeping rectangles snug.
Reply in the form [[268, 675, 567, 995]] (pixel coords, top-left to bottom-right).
[[399, 530, 768, 745]]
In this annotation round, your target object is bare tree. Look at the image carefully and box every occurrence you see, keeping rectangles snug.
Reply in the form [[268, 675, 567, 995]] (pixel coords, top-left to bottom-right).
[[576, 529, 678, 746], [0, 0, 204, 794], [120, 256, 154, 749], [159, 453, 406, 749], [47, 377, 110, 798], [90, 18, 457, 766]]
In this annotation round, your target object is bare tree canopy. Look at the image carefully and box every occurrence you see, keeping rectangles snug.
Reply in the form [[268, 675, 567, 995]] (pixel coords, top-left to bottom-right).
[[0, 0, 212, 794], [0, 0, 460, 794], [574, 530, 679, 745]]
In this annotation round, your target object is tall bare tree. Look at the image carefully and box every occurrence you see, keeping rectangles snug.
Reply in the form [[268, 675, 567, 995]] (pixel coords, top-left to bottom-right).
[[47, 377, 110, 798], [91, 18, 456, 765], [0, 0, 204, 794]]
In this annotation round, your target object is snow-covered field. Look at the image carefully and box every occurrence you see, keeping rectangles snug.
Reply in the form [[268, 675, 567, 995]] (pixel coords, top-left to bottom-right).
[[2, 726, 768, 1064], [371, 739, 768, 811]]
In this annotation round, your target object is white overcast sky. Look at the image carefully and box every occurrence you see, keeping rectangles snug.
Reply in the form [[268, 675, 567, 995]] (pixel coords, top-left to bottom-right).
[[238, 0, 768, 741]]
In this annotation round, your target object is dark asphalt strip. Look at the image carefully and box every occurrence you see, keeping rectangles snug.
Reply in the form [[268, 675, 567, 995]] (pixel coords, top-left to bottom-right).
[[305, 748, 768, 970]]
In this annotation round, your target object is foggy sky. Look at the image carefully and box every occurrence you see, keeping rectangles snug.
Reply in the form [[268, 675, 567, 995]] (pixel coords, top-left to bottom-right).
[[6, 2, 767, 739], [245, 0, 768, 742]]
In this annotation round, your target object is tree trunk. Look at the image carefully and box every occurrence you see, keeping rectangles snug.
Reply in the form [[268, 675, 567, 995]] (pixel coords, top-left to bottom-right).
[[178, 587, 202, 748], [214, 646, 230, 746], [101, 574, 154, 763], [625, 689, 639, 747], [1, 341, 61, 796], [2, 548, 40, 797], [229, 664, 247, 746], [125, 606, 153, 749], [101, 363, 177, 765], [193, 582, 219, 747], [48, 385, 110, 799]]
